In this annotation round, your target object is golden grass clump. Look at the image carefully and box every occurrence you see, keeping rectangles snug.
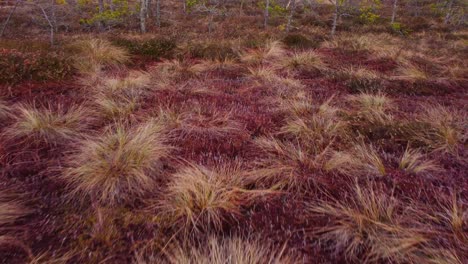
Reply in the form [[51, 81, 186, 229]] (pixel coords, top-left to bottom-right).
[[70, 38, 129, 73], [308, 184, 431, 263], [145, 236, 296, 264], [154, 59, 206, 83], [393, 63, 430, 82], [278, 50, 326, 73], [399, 148, 439, 175], [0, 192, 29, 226], [280, 97, 344, 154], [100, 71, 152, 96], [94, 93, 139, 121], [241, 40, 286, 65], [181, 111, 244, 138], [248, 67, 304, 92], [64, 121, 172, 205], [252, 137, 322, 188], [0, 99, 10, 120], [323, 33, 401, 58], [325, 142, 386, 177], [3, 104, 89, 146], [410, 105, 466, 154], [348, 92, 394, 125], [159, 164, 270, 232]]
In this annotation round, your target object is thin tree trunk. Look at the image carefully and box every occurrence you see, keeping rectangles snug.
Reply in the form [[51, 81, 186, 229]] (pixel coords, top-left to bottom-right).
[[286, 0, 296, 32], [98, 0, 104, 30], [0, 0, 20, 38], [156, 0, 161, 27], [38, 4, 54, 46], [140, 0, 147, 33], [391, 0, 397, 23], [444, 0, 454, 24], [264, 0, 270, 28], [331, 0, 339, 35]]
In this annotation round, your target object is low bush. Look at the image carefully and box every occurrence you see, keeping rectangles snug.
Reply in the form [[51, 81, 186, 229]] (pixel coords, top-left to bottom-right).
[[178, 41, 239, 60], [282, 33, 320, 49], [0, 49, 73, 84], [112, 37, 176, 59]]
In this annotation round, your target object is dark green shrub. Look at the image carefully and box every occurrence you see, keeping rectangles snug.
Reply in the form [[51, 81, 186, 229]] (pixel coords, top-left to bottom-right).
[[111, 37, 176, 59], [0, 49, 73, 85], [282, 33, 320, 49], [180, 42, 239, 60]]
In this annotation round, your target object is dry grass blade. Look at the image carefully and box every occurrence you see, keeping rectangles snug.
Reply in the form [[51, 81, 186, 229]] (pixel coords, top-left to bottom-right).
[[70, 38, 129, 74], [399, 148, 439, 174], [410, 105, 466, 155], [3, 104, 90, 146], [162, 236, 295, 264], [308, 184, 430, 263], [326, 142, 386, 177], [159, 163, 274, 232], [64, 121, 172, 205]]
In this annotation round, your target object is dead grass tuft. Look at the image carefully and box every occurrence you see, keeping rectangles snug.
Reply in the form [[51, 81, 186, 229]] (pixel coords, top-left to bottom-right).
[[241, 40, 286, 65], [277, 51, 326, 73], [0, 192, 29, 226], [153, 236, 296, 264], [64, 121, 172, 205], [309, 184, 432, 263], [399, 148, 439, 175], [0, 99, 10, 121], [409, 105, 466, 155], [325, 142, 386, 177], [70, 38, 130, 74], [3, 104, 90, 146], [158, 164, 273, 232]]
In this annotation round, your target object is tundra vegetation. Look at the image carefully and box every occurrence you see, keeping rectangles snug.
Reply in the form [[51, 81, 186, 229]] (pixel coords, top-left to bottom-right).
[[0, 0, 466, 263]]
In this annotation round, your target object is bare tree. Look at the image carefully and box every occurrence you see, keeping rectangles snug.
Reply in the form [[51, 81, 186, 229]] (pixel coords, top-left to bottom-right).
[[391, 0, 398, 23], [36, 2, 55, 45], [98, 0, 105, 30], [0, 0, 21, 38], [444, 0, 454, 24], [331, 0, 340, 35], [156, 0, 161, 27], [264, 0, 270, 28], [286, 0, 297, 32], [140, 0, 148, 33]]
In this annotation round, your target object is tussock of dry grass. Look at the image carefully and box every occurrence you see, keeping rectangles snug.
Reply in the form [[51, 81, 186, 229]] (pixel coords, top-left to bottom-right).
[[399, 148, 439, 175], [410, 105, 466, 155], [323, 33, 401, 58], [140, 236, 296, 264], [64, 121, 172, 205], [94, 93, 139, 121], [393, 63, 430, 82], [248, 67, 304, 92], [435, 194, 468, 244], [178, 108, 244, 138], [100, 71, 152, 96], [0, 192, 29, 226], [348, 92, 394, 126], [3, 104, 89, 146], [92, 71, 153, 120], [0, 99, 10, 121], [155, 59, 206, 83], [252, 137, 324, 188], [70, 38, 130, 73], [241, 40, 286, 65], [325, 142, 386, 177], [308, 184, 445, 263], [279, 97, 344, 154], [277, 50, 326, 73], [158, 164, 272, 232]]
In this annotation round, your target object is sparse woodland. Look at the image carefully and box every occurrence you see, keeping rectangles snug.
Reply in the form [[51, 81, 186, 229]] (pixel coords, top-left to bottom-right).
[[0, 0, 467, 263]]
